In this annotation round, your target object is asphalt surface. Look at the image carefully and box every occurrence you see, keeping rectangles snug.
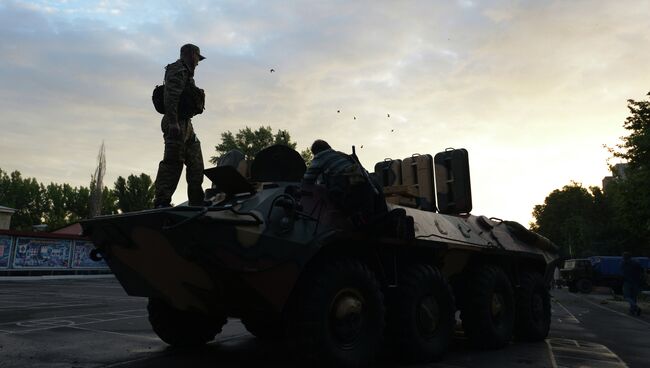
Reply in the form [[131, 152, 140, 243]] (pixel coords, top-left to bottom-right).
[[549, 287, 650, 368], [0, 277, 647, 368]]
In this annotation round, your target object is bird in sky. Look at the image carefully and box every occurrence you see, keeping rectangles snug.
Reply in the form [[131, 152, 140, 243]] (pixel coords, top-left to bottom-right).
[[270, 68, 275, 73], [387, 113, 390, 118], [337, 110, 340, 113], [354, 116, 357, 120], [391, 129, 394, 132], [360, 145, 364, 148]]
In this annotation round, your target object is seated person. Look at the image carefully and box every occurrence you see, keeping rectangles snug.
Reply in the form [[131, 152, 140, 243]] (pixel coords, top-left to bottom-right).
[[302, 139, 387, 226]]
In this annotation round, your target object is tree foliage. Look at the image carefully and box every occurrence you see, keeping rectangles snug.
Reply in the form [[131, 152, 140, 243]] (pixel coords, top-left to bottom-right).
[[89, 141, 107, 218], [210, 125, 311, 164], [211, 126, 296, 163], [532, 92, 650, 257], [0, 169, 46, 230], [0, 167, 146, 231], [113, 174, 155, 213], [609, 92, 650, 249], [531, 183, 599, 257]]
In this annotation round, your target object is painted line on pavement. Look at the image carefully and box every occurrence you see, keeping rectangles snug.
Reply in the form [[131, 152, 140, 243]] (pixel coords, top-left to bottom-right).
[[584, 298, 650, 327], [546, 338, 628, 368], [580, 296, 650, 329], [553, 299, 580, 323], [0, 302, 100, 310], [69, 325, 161, 341], [547, 339, 559, 368], [1, 315, 146, 334], [0, 308, 147, 333], [100, 355, 171, 368]]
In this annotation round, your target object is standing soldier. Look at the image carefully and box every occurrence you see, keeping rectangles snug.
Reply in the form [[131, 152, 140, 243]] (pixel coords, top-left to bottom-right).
[[621, 252, 643, 316], [154, 44, 206, 207]]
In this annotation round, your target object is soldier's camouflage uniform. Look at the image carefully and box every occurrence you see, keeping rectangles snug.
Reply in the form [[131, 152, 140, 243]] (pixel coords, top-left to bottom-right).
[[302, 148, 387, 224], [153, 59, 204, 207]]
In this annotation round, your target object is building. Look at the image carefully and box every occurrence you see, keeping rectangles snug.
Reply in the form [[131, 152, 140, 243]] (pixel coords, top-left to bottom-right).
[[0, 205, 16, 230], [602, 163, 629, 192]]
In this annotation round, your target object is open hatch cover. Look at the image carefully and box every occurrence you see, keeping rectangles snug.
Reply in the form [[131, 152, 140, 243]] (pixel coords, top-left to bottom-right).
[[250, 144, 306, 182], [204, 165, 255, 196]]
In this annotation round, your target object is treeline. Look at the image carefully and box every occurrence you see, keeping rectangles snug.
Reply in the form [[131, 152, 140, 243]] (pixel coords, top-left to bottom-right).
[[0, 169, 154, 231], [531, 92, 650, 257]]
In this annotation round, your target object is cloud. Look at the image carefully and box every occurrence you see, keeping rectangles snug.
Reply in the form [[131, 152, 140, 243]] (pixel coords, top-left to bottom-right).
[[0, 0, 649, 223]]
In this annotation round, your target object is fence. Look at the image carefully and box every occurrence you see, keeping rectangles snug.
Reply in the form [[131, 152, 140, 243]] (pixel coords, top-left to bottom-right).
[[0, 229, 109, 276]]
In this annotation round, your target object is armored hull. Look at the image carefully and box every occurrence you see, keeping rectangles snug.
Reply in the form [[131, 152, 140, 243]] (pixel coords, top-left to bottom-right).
[[81, 145, 559, 367]]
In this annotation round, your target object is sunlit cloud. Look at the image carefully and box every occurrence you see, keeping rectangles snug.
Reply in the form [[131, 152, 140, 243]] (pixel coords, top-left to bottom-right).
[[0, 0, 648, 224]]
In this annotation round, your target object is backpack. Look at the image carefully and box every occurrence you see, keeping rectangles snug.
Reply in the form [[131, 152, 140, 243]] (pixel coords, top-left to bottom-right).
[[178, 85, 205, 119], [152, 85, 165, 114], [152, 84, 205, 119]]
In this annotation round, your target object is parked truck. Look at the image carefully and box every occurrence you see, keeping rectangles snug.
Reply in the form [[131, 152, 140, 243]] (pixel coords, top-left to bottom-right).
[[561, 256, 650, 294], [81, 145, 559, 367]]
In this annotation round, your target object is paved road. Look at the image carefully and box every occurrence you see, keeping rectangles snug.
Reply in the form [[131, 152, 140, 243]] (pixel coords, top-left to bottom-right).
[[0, 277, 646, 368], [549, 288, 650, 368]]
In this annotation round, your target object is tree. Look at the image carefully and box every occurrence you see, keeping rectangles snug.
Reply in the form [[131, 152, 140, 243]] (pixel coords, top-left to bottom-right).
[[608, 92, 650, 253], [0, 167, 140, 230], [210, 126, 311, 164], [0, 169, 46, 231], [531, 182, 602, 258], [43, 183, 69, 229], [300, 148, 313, 166], [101, 186, 119, 215], [68, 185, 92, 222], [114, 173, 155, 212], [587, 186, 632, 255], [89, 141, 106, 218]]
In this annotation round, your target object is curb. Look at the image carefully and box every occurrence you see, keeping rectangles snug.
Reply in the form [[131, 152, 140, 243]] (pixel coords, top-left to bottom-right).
[[0, 274, 115, 281]]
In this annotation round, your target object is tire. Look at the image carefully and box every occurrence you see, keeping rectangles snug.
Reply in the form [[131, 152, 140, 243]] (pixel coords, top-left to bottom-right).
[[385, 264, 455, 363], [514, 272, 551, 341], [576, 278, 593, 294], [286, 258, 385, 368], [242, 315, 284, 340], [460, 265, 515, 349], [147, 298, 226, 347]]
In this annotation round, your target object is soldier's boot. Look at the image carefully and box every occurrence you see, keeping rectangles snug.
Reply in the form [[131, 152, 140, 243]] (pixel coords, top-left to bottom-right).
[[185, 135, 205, 206], [154, 140, 185, 207]]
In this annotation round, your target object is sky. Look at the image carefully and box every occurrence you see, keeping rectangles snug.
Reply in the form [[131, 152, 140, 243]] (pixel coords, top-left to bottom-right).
[[1, 0, 649, 225]]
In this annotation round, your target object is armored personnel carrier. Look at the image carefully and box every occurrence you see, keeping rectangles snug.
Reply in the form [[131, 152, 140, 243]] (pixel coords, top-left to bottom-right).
[[81, 145, 559, 367]]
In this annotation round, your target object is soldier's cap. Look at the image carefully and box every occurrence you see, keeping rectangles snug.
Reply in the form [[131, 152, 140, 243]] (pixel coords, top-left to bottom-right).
[[181, 43, 206, 60]]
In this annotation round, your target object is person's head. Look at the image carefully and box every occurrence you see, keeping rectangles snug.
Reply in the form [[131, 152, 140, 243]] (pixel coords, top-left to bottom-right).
[[623, 251, 631, 260], [311, 139, 331, 155], [180, 43, 205, 69]]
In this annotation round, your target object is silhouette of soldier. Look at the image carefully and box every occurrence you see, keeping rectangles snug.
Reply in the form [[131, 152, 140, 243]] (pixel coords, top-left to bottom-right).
[[303, 139, 387, 226], [621, 252, 643, 316], [154, 44, 206, 207]]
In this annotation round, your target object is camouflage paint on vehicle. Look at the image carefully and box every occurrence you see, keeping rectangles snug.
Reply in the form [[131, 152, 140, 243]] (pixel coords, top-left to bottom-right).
[[82, 145, 559, 321]]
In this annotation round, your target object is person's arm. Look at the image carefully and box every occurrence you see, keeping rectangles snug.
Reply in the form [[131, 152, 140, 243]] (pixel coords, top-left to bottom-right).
[[302, 156, 324, 185], [163, 65, 189, 136]]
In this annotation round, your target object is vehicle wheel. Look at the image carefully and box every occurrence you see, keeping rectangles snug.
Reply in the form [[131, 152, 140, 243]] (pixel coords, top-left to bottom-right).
[[242, 315, 284, 339], [460, 265, 515, 349], [576, 278, 593, 294], [147, 298, 226, 347], [286, 258, 385, 367], [385, 264, 455, 363], [514, 272, 550, 341]]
